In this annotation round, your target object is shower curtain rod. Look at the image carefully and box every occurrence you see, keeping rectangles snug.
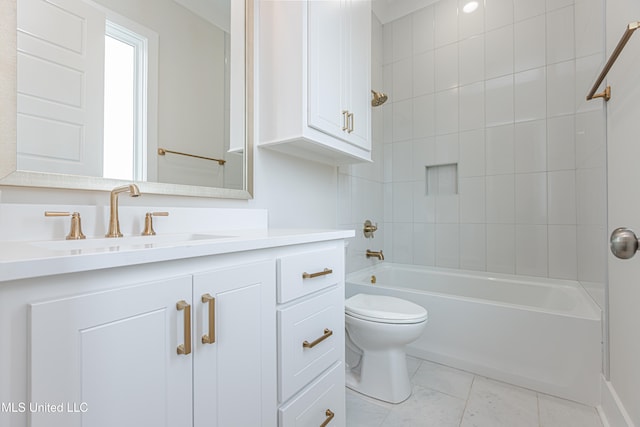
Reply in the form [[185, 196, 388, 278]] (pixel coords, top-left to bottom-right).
[[586, 21, 640, 102]]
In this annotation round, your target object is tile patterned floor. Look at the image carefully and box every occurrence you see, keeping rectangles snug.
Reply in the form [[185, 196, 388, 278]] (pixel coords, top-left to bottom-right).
[[346, 357, 603, 427]]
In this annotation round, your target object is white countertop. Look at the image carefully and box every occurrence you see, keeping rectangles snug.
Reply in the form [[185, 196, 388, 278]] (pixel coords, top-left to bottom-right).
[[0, 228, 355, 282]]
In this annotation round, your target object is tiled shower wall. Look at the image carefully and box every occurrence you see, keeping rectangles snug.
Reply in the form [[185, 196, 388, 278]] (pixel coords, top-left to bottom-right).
[[340, 0, 607, 304]]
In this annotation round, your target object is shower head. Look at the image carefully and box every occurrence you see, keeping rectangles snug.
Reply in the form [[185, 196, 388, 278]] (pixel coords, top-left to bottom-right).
[[371, 90, 388, 107]]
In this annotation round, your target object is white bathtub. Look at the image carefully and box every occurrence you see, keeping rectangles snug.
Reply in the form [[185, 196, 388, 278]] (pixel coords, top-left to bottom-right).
[[346, 263, 602, 406]]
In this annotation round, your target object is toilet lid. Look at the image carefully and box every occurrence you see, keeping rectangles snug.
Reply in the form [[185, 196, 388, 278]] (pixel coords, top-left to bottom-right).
[[345, 294, 428, 324]]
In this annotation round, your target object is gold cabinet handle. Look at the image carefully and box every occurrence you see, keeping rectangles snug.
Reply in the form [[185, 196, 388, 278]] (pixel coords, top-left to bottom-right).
[[342, 110, 349, 131], [302, 328, 333, 349], [347, 112, 354, 133], [302, 268, 333, 279], [176, 300, 191, 355], [201, 293, 215, 344], [320, 409, 335, 427]]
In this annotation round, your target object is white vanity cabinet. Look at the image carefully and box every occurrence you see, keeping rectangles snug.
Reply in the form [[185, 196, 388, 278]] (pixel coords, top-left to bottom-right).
[[276, 243, 346, 427], [25, 258, 276, 427], [260, 0, 372, 165]]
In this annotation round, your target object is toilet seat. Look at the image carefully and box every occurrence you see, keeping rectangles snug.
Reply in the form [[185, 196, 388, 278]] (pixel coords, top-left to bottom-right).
[[345, 293, 428, 324]]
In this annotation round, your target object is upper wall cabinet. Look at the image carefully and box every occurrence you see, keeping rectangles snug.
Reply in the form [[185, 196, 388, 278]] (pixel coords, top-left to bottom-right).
[[259, 0, 372, 165]]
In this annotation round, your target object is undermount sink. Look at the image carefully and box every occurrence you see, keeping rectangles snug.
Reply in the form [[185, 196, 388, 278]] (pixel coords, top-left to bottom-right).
[[30, 233, 231, 252]]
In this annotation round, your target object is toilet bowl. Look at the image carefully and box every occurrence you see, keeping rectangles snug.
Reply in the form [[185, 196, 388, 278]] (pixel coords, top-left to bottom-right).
[[344, 293, 428, 403]]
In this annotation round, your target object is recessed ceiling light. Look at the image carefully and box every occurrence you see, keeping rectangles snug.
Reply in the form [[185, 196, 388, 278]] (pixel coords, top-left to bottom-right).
[[463, 1, 479, 13]]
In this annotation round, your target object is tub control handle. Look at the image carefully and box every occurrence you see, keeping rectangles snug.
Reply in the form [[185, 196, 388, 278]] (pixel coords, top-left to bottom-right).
[[610, 227, 640, 259]]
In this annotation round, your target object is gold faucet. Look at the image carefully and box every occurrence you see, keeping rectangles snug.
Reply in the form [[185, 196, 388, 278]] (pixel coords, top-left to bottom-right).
[[106, 184, 141, 238], [366, 249, 384, 260]]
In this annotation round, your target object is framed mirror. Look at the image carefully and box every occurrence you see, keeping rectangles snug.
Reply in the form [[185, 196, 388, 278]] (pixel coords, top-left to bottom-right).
[[0, 0, 253, 199]]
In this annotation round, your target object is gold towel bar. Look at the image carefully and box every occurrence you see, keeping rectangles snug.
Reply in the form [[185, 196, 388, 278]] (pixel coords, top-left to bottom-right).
[[587, 21, 640, 102], [158, 148, 226, 165]]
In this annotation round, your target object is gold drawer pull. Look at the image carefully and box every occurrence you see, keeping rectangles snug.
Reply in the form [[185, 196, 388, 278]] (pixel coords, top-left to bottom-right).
[[342, 110, 348, 131], [176, 300, 191, 355], [201, 293, 215, 344], [320, 409, 335, 427], [303, 328, 333, 349], [302, 268, 333, 279]]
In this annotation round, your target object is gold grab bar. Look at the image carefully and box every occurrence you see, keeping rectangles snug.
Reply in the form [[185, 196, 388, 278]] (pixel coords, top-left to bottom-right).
[[302, 328, 333, 349], [201, 294, 215, 344], [302, 268, 333, 279], [176, 300, 192, 355], [587, 21, 640, 101], [158, 148, 226, 165], [320, 409, 335, 427]]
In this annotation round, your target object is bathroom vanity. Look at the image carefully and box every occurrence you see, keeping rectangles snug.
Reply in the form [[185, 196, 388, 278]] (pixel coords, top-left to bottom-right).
[[0, 206, 352, 427]]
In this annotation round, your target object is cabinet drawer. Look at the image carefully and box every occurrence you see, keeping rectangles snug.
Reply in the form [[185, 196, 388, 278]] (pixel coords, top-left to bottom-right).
[[277, 247, 342, 303], [278, 287, 344, 403], [279, 362, 345, 427]]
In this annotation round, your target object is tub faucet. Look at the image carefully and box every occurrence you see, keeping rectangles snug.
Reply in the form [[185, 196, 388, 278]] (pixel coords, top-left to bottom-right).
[[106, 184, 141, 238], [366, 249, 384, 260]]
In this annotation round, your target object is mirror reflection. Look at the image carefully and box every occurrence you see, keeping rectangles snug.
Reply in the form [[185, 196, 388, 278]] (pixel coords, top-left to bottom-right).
[[16, 0, 243, 191]]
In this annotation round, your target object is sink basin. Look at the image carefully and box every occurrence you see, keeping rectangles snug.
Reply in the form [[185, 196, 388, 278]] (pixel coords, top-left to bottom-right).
[[30, 233, 231, 252]]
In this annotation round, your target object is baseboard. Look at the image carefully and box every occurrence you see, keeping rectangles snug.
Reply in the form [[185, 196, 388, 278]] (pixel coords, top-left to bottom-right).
[[599, 375, 636, 427]]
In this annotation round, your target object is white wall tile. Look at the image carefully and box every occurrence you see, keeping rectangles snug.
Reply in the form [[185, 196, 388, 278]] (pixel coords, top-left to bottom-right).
[[413, 180, 437, 223], [412, 5, 435, 54], [486, 224, 516, 273], [459, 35, 485, 86], [413, 50, 435, 96], [392, 141, 413, 182], [547, 60, 576, 117], [460, 82, 485, 131], [460, 223, 487, 270], [485, 25, 514, 79], [575, 0, 604, 58], [486, 124, 514, 175], [435, 43, 459, 91], [383, 63, 394, 111], [435, 88, 459, 135], [485, 75, 514, 126], [392, 99, 413, 142], [546, 0, 575, 13], [383, 221, 394, 260], [576, 167, 606, 225], [575, 54, 605, 114], [577, 225, 606, 283], [459, 129, 485, 177], [515, 172, 547, 224], [413, 94, 436, 138], [548, 170, 576, 224], [392, 14, 413, 61], [383, 143, 393, 183], [412, 138, 437, 181], [384, 182, 393, 221], [546, 6, 575, 64], [547, 115, 576, 171], [515, 119, 547, 173], [516, 225, 548, 276], [393, 181, 414, 222], [393, 57, 413, 101], [436, 223, 460, 267], [435, 194, 459, 223], [460, 177, 486, 223], [435, 133, 459, 164], [514, 0, 545, 22], [486, 174, 515, 223], [413, 222, 436, 265], [514, 67, 547, 122], [383, 23, 393, 65], [548, 225, 578, 280], [485, 0, 514, 31], [392, 222, 414, 263], [575, 110, 606, 169], [515, 15, 546, 72], [434, 0, 459, 47], [458, 0, 485, 39]]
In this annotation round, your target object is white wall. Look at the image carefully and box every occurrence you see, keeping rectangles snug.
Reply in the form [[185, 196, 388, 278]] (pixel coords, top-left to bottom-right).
[[371, 0, 607, 299]]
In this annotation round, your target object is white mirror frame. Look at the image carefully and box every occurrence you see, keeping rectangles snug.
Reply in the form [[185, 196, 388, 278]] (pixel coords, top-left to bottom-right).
[[0, 0, 253, 199]]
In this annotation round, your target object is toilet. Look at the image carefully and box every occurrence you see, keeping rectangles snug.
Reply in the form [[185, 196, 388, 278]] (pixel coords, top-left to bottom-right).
[[344, 293, 428, 403]]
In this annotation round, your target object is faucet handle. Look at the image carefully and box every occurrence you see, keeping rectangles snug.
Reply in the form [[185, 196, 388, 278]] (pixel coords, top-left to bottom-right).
[[44, 211, 86, 240], [142, 212, 169, 236]]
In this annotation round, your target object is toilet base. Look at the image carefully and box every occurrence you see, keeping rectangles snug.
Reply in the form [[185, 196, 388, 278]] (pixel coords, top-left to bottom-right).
[[345, 348, 412, 404]]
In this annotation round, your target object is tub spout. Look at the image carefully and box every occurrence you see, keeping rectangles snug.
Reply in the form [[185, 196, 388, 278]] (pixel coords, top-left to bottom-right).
[[366, 249, 384, 260]]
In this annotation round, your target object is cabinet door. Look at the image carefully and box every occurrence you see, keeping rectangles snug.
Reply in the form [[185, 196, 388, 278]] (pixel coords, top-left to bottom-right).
[[344, 0, 371, 150], [308, 0, 346, 141], [193, 260, 276, 427], [29, 276, 193, 427]]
